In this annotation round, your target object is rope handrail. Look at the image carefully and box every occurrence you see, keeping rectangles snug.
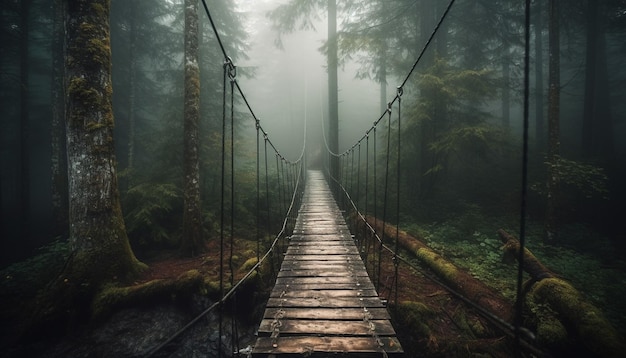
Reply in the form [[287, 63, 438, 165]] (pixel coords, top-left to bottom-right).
[[324, 0, 542, 355], [144, 161, 305, 358], [145, 2, 309, 356], [201, 0, 305, 165], [322, 0, 456, 158], [329, 172, 548, 357]]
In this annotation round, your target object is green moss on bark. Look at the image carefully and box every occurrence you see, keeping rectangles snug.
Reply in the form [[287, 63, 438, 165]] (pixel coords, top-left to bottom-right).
[[91, 269, 203, 319], [530, 278, 624, 356]]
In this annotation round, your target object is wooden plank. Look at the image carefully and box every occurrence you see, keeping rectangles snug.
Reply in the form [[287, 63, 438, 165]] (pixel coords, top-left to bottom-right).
[[281, 254, 361, 262], [272, 282, 376, 291], [291, 229, 353, 242], [266, 297, 385, 308], [277, 269, 369, 278], [252, 337, 403, 356], [262, 307, 390, 320], [293, 227, 351, 235], [286, 247, 360, 255], [288, 240, 353, 246], [269, 289, 378, 298], [274, 276, 371, 285], [257, 319, 397, 337], [279, 261, 366, 269]]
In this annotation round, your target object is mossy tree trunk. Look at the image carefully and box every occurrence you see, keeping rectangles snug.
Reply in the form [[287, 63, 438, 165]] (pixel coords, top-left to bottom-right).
[[65, 0, 145, 283], [181, 0, 204, 256]]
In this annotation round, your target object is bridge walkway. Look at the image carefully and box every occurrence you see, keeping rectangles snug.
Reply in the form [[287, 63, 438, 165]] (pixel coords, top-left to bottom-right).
[[252, 170, 403, 357]]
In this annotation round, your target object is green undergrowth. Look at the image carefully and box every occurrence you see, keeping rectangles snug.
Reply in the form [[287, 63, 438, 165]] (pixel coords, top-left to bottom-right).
[[0, 239, 71, 307], [401, 211, 626, 336]]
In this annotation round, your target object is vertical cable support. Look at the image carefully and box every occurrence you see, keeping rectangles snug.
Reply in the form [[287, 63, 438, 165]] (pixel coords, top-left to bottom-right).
[[515, 0, 532, 354], [218, 59, 228, 358], [394, 87, 403, 307], [256, 120, 261, 266], [228, 65, 239, 354], [379, 104, 392, 292]]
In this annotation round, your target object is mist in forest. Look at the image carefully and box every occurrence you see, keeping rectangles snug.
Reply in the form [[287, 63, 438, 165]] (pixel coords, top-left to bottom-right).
[[1, 0, 626, 356], [1, 0, 625, 293]]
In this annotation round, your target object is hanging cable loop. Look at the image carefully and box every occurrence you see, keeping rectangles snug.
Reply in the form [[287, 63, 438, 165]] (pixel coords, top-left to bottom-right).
[[397, 86, 403, 97], [224, 56, 236, 81]]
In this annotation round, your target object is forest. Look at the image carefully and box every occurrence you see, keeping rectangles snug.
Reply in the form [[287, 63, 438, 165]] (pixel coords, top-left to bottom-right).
[[1, 0, 625, 357]]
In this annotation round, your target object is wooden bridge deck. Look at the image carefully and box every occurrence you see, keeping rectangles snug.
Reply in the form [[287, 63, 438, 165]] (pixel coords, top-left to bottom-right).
[[252, 170, 403, 357]]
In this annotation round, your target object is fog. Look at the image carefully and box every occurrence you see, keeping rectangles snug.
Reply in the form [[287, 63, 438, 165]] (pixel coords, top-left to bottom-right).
[[2, 0, 626, 356], [236, 0, 380, 159]]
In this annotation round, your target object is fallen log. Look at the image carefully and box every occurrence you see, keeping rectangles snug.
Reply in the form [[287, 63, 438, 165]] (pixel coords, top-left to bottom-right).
[[497, 229, 625, 357], [360, 216, 512, 321], [497, 229, 555, 280]]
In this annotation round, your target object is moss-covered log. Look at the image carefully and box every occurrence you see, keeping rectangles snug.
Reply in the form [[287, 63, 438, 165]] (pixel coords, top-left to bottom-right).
[[361, 216, 512, 320], [530, 278, 624, 356], [497, 229, 555, 280], [497, 230, 624, 356]]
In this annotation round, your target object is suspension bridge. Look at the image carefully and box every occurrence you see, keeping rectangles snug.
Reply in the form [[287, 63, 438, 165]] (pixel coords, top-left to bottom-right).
[[252, 170, 403, 356], [144, 0, 557, 357]]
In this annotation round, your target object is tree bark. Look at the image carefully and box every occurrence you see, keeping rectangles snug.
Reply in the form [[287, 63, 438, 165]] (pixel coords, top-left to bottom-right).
[[501, 48, 510, 129], [127, 0, 137, 176], [181, 0, 204, 256], [534, 0, 545, 149], [497, 229, 555, 280], [581, 0, 614, 162], [545, 0, 560, 241], [65, 0, 144, 281], [19, 0, 31, 244], [51, 0, 68, 237], [328, 0, 339, 183]]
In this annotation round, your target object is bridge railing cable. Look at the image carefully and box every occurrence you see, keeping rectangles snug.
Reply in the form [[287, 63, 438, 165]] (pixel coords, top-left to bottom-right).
[[322, 0, 548, 356], [145, 1, 307, 356]]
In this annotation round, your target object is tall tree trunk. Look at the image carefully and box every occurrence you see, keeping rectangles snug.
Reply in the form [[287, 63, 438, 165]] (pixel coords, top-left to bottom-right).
[[545, 0, 560, 241], [418, 0, 438, 199], [379, 54, 387, 115], [19, 0, 31, 244], [328, 0, 339, 183], [65, 0, 144, 281], [582, 0, 614, 162], [378, 0, 388, 115], [51, 0, 68, 237], [534, 0, 545, 150], [435, 0, 448, 58], [182, 0, 203, 256], [127, 0, 137, 177], [501, 47, 511, 129], [581, 0, 597, 157]]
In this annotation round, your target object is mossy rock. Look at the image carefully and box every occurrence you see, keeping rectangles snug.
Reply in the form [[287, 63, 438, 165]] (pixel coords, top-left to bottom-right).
[[393, 301, 434, 337]]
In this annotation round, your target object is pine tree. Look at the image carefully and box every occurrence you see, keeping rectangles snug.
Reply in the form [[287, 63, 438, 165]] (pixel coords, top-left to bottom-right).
[[64, 0, 145, 280], [181, 0, 204, 256]]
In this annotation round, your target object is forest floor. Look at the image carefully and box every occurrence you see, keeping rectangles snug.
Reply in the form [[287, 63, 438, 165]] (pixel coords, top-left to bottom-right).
[[1, 214, 624, 357]]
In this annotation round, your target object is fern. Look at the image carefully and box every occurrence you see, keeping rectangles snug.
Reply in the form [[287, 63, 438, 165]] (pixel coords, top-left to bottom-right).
[[123, 182, 181, 248]]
